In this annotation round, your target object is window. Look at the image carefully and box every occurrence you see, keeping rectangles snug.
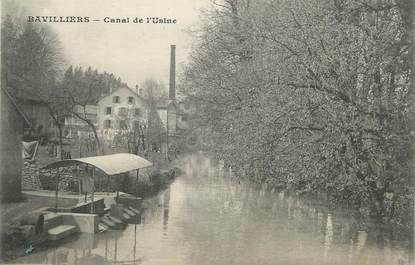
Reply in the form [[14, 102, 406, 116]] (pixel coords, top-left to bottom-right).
[[182, 115, 188, 122], [113, 96, 120, 103], [128, 97, 134, 104], [104, 120, 112, 128], [105, 107, 112, 114], [118, 107, 127, 116], [134, 108, 141, 117], [184, 102, 190, 110]]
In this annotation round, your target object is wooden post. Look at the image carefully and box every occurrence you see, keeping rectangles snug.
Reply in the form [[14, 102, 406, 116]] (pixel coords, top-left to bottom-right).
[[90, 168, 95, 214], [114, 237, 118, 264], [32, 140, 40, 161], [116, 173, 120, 202], [107, 175, 110, 196], [84, 165, 88, 202], [53, 247, 57, 264], [105, 238, 108, 261], [134, 221, 137, 263], [78, 166, 82, 196], [166, 109, 169, 161], [136, 169, 139, 200], [55, 172, 59, 212]]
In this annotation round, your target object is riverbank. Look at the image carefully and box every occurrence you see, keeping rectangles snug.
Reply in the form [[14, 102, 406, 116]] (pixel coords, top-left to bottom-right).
[[216, 161, 414, 237], [127, 167, 182, 198], [8, 162, 413, 265], [0, 165, 182, 262], [0, 194, 78, 261]]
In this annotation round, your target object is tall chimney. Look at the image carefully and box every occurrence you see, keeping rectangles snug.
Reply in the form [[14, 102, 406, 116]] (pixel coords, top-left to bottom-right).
[[169, 45, 176, 100]]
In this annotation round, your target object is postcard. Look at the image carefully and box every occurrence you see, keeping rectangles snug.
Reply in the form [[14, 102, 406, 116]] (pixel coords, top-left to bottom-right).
[[1, 0, 413, 264]]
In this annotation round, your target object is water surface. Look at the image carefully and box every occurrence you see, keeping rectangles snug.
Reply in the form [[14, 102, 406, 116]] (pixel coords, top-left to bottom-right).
[[9, 158, 413, 265]]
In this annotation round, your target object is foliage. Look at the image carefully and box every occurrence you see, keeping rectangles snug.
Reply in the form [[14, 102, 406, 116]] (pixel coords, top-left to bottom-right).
[[2, 12, 68, 158], [146, 104, 165, 151], [141, 77, 168, 103], [183, 0, 414, 229], [61, 65, 127, 106], [142, 77, 168, 150], [60, 65, 128, 154]]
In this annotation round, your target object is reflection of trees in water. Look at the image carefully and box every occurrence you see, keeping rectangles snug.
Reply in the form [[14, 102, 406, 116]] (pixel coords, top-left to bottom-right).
[[162, 188, 171, 238], [171, 155, 408, 264], [323, 214, 333, 258], [20, 154, 412, 265], [24, 227, 147, 265], [270, 193, 412, 264]]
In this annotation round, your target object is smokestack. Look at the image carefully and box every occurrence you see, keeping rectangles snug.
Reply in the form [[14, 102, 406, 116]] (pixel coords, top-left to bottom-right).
[[169, 45, 176, 100], [135, 85, 139, 94]]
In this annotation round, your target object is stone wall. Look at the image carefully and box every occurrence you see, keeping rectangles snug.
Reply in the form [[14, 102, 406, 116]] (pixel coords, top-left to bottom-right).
[[22, 161, 78, 192], [21, 153, 172, 194], [22, 161, 42, 190], [22, 161, 132, 193]]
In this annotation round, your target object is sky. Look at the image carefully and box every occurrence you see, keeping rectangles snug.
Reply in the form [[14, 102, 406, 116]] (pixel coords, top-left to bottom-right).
[[9, 0, 210, 89]]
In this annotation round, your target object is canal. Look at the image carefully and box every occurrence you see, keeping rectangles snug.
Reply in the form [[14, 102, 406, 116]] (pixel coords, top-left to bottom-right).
[[9, 156, 413, 265]]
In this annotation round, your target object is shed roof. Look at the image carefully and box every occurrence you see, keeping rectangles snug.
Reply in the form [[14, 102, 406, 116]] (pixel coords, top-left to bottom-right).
[[43, 153, 152, 175]]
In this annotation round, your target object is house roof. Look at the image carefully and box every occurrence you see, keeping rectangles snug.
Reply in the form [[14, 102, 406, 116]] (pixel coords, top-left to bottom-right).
[[97, 86, 146, 104], [1, 86, 31, 127], [5, 73, 45, 104], [73, 104, 98, 114]]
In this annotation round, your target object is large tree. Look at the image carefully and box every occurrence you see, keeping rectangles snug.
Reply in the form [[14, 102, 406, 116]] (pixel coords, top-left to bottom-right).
[[2, 15, 67, 158], [183, 0, 413, 230]]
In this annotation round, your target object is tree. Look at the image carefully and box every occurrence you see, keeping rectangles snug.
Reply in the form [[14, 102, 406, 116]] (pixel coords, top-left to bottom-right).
[[183, 0, 413, 230], [60, 65, 130, 155], [61, 66, 103, 154], [141, 77, 168, 151], [2, 16, 67, 159], [1, 15, 19, 76], [141, 77, 168, 103]]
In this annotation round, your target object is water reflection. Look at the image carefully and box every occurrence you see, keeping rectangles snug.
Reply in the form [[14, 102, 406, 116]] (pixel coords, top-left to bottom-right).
[[8, 155, 413, 265], [162, 188, 170, 239]]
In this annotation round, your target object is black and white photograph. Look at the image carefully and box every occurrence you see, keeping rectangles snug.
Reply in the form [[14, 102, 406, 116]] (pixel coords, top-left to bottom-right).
[[0, 0, 414, 264]]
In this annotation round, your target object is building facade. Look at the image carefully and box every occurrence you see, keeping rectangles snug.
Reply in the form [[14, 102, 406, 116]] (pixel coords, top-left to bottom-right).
[[64, 105, 98, 130], [177, 100, 193, 130], [157, 99, 178, 136], [97, 86, 147, 131]]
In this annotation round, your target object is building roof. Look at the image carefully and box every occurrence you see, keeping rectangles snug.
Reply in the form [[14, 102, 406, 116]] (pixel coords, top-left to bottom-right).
[[73, 104, 98, 114], [4, 73, 44, 104], [43, 153, 152, 175], [156, 99, 178, 109], [1, 86, 31, 127], [97, 86, 146, 104]]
